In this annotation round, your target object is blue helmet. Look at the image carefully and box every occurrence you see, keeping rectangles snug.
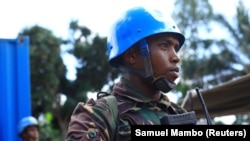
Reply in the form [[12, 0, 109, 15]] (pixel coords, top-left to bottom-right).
[[18, 116, 38, 135], [107, 6, 185, 67]]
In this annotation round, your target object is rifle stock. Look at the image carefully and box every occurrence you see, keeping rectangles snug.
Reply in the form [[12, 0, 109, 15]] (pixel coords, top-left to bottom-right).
[[160, 111, 196, 125]]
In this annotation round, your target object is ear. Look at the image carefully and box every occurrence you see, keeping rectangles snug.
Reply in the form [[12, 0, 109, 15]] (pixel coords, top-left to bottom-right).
[[123, 47, 138, 66]]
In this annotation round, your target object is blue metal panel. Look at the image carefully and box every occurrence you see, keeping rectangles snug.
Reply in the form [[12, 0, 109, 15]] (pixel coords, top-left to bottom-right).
[[0, 37, 31, 141]]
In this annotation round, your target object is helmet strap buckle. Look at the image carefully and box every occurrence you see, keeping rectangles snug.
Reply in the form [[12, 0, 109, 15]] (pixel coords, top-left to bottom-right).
[[152, 76, 176, 93]]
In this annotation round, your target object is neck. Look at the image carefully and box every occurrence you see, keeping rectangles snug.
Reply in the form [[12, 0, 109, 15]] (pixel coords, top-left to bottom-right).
[[124, 73, 161, 101]]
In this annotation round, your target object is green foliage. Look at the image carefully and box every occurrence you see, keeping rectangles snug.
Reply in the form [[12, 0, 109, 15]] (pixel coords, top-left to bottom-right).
[[173, 0, 250, 92], [173, 0, 250, 124], [56, 20, 121, 139], [20, 25, 67, 140], [65, 20, 120, 96], [20, 25, 67, 116], [39, 113, 61, 141]]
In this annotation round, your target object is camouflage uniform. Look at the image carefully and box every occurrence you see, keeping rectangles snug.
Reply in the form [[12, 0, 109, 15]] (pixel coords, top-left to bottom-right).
[[66, 77, 187, 141]]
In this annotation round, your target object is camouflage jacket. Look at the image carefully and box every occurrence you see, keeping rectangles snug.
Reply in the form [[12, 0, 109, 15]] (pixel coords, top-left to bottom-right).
[[66, 77, 187, 141]]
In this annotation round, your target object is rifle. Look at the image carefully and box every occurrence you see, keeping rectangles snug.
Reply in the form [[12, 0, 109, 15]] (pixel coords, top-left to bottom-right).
[[161, 87, 212, 125], [161, 111, 197, 125]]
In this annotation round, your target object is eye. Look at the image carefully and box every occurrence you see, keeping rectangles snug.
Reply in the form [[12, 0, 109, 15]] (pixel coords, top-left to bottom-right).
[[156, 38, 180, 51], [159, 42, 169, 48], [159, 39, 172, 49], [164, 39, 180, 52], [174, 45, 180, 52]]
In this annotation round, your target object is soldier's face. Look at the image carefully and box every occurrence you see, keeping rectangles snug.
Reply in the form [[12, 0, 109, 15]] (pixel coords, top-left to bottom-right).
[[147, 33, 181, 83], [22, 126, 39, 141]]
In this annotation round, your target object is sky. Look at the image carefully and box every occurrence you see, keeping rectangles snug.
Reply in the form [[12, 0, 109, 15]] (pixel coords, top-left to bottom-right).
[[1, 0, 249, 38], [0, 0, 176, 39], [1, 0, 249, 124], [1, 0, 249, 79]]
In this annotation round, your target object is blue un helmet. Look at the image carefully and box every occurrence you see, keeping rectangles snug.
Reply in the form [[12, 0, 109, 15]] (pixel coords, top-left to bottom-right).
[[107, 6, 185, 68], [18, 116, 38, 135]]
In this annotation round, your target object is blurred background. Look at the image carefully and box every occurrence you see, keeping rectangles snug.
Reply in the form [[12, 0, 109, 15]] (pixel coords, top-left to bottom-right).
[[0, 0, 249, 140]]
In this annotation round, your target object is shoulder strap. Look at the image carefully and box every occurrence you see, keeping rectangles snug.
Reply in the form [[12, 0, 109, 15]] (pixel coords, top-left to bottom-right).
[[97, 91, 118, 123], [103, 95, 118, 141], [104, 95, 118, 121]]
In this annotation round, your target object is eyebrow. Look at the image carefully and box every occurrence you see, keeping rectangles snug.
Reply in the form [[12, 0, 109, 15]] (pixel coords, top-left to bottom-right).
[[162, 38, 180, 46], [146, 34, 180, 46]]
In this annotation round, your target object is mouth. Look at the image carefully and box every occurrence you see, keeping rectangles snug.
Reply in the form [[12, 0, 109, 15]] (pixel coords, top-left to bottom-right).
[[169, 67, 179, 79]]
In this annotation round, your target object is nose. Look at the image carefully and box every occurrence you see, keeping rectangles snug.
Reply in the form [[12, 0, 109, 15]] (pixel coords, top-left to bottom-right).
[[170, 48, 180, 63]]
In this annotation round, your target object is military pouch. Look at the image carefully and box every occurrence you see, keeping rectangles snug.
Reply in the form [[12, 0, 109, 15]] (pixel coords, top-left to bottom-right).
[[160, 111, 196, 125], [118, 119, 131, 136]]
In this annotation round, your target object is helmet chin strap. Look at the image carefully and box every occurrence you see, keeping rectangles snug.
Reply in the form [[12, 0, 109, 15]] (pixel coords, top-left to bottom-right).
[[120, 39, 176, 93], [151, 76, 176, 93], [120, 66, 175, 93], [140, 39, 176, 93]]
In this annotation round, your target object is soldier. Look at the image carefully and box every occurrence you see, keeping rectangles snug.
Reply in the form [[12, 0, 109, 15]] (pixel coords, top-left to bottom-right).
[[66, 6, 194, 141], [18, 116, 39, 141]]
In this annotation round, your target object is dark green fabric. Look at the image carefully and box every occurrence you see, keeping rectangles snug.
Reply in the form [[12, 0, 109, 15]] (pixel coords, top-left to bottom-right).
[[103, 95, 118, 141]]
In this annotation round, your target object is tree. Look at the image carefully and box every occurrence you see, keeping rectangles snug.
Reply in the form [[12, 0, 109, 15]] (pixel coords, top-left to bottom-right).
[[63, 20, 120, 93], [56, 20, 121, 139], [21, 20, 121, 140], [20, 25, 67, 140], [214, 0, 250, 124], [173, 0, 250, 124]]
